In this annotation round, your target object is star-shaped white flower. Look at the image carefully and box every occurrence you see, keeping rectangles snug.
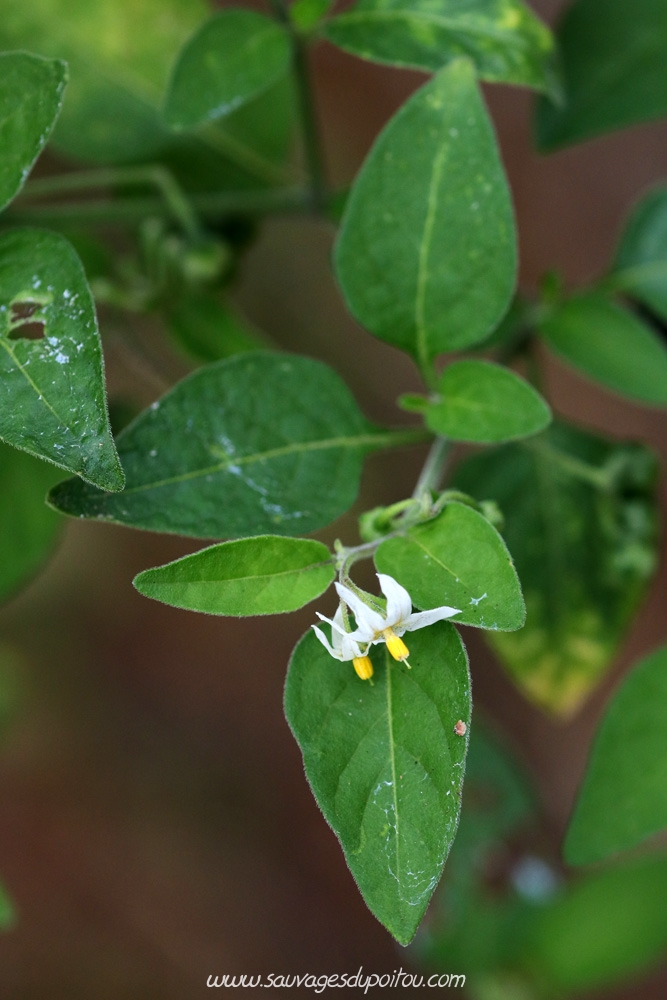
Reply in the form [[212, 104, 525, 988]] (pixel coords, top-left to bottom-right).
[[336, 573, 460, 665], [312, 606, 374, 680]]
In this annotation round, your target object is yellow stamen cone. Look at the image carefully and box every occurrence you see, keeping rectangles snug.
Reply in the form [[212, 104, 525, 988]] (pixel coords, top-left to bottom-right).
[[382, 628, 410, 663], [353, 656, 374, 681]]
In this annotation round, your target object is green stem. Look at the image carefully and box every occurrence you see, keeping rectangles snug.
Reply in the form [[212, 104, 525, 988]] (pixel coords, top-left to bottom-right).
[[412, 435, 450, 499], [22, 165, 201, 240], [524, 439, 612, 491], [4, 186, 314, 229], [269, 0, 327, 210]]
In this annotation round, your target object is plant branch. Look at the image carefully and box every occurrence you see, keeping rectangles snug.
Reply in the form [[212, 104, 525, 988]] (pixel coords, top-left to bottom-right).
[[269, 0, 327, 210], [4, 186, 315, 229], [21, 165, 202, 239], [412, 435, 450, 499]]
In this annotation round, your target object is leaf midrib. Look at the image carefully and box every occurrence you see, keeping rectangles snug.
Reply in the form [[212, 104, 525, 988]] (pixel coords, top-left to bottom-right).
[[115, 429, 390, 496]]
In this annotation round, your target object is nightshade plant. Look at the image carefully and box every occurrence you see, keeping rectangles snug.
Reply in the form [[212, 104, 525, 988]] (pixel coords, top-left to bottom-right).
[[0, 0, 666, 959]]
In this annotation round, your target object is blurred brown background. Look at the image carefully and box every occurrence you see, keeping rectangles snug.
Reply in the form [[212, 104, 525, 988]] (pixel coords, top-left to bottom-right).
[[1, 0, 667, 995]]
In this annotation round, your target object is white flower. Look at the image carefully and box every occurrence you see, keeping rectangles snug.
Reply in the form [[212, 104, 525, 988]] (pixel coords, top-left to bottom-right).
[[312, 606, 374, 680], [336, 573, 460, 665]]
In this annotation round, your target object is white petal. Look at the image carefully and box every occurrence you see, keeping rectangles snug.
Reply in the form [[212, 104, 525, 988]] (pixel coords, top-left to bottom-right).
[[402, 605, 461, 631], [312, 624, 342, 659], [335, 581, 385, 636], [377, 573, 412, 625]]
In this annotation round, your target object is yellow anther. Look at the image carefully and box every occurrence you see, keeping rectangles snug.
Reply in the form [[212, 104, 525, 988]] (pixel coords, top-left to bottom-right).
[[353, 656, 374, 681], [382, 628, 410, 663]]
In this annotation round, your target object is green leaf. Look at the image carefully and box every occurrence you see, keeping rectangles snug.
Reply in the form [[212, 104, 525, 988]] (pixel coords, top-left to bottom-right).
[[284, 621, 471, 945], [536, 0, 667, 150], [564, 644, 667, 866], [526, 856, 667, 994], [0, 880, 16, 931], [0, 229, 123, 491], [375, 501, 525, 631], [611, 185, 667, 321], [134, 535, 334, 615], [164, 10, 290, 129], [540, 294, 667, 407], [291, 0, 334, 32], [324, 0, 558, 95], [419, 360, 551, 443], [0, 0, 206, 164], [166, 293, 265, 363], [0, 442, 63, 603], [453, 423, 659, 715], [0, 52, 67, 212], [48, 352, 396, 538], [335, 60, 516, 367], [0, 0, 293, 187]]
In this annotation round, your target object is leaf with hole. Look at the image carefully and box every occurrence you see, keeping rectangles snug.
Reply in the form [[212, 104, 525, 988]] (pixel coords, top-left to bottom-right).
[[164, 9, 291, 129], [284, 621, 471, 945], [0, 229, 123, 491], [335, 59, 516, 367], [453, 423, 659, 715], [565, 644, 667, 865], [48, 352, 401, 538], [325, 0, 558, 96], [540, 294, 667, 407], [536, 0, 667, 150], [418, 360, 551, 443], [611, 185, 667, 322], [134, 535, 334, 615], [375, 501, 524, 631], [0, 52, 67, 212]]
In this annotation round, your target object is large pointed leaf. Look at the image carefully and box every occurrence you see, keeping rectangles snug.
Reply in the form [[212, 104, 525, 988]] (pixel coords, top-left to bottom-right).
[[134, 536, 334, 615], [0, 442, 63, 604], [611, 185, 667, 322], [565, 645, 667, 866], [375, 501, 525, 631], [540, 294, 667, 407], [335, 60, 516, 367], [284, 622, 471, 945], [0, 52, 67, 212], [164, 10, 290, 129], [48, 352, 403, 538], [0, 229, 123, 491], [324, 0, 558, 95], [453, 424, 659, 715], [536, 0, 667, 150]]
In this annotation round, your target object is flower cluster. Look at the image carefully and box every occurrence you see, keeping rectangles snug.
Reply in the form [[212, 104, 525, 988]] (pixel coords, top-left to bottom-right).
[[312, 573, 460, 680]]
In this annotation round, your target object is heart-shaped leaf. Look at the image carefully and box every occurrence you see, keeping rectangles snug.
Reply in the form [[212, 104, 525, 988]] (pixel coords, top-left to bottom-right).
[[0, 229, 123, 491], [134, 535, 334, 615], [335, 59, 516, 367], [0, 52, 67, 211], [48, 352, 404, 538], [284, 621, 471, 945], [375, 501, 525, 631]]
